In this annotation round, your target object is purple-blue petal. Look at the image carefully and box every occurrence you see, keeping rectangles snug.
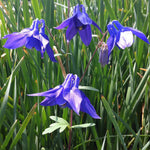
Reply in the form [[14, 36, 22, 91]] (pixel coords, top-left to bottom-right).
[[91, 20, 102, 33], [107, 23, 118, 36], [46, 44, 57, 62], [80, 91, 101, 119], [25, 36, 41, 51], [112, 20, 124, 30], [63, 88, 82, 115], [40, 97, 57, 106], [27, 85, 62, 97], [55, 17, 72, 29], [123, 27, 150, 44], [79, 25, 92, 46], [3, 32, 28, 49], [62, 74, 72, 87], [66, 20, 78, 41], [40, 92, 66, 107], [77, 11, 92, 25], [107, 36, 116, 57]]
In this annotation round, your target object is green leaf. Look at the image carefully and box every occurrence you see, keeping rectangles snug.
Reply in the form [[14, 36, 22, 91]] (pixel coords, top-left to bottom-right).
[[50, 116, 69, 125], [9, 103, 37, 150], [142, 141, 150, 150], [31, 0, 41, 19], [42, 123, 63, 135], [124, 65, 150, 120], [132, 129, 141, 150], [23, 0, 30, 27], [71, 123, 95, 129], [42, 123, 68, 135], [0, 72, 13, 129], [106, 130, 112, 150], [103, 0, 116, 20], [101, 132, 107, 150], [1, 120, 18, 150], [79, 86, 99, 92], [42, 116, 69, 135], [101, 96, 127, 150], [0, 56, 25, 96]]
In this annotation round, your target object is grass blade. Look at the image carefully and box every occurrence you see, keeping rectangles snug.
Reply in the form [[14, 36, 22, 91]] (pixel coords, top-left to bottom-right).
[[9, 103, 37, 150], [1, 120, 18, 150], [101, 96, 127, 150]]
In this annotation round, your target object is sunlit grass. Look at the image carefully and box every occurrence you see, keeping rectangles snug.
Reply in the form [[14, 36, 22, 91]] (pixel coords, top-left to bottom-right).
[[0, 0, 150, 149]]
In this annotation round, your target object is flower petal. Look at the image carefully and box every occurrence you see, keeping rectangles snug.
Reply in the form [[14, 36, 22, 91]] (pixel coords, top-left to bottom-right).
[[80, 91, 101, 119], [92, 20, 102, 33], [27, 85, 61, 97], [66, 20, 78, 41], [79, 25, 92, 46], [25, 36, 41, 51], [40, 97, 57, 106], [3, 33, 27, 49], [63, 88, 82, 115], [77, 11, 92, 25], [34, 34, 49, 49], [40, 91, 66, 107], [123, 27, 150, 44], [116, 31, 134, 49], [55, 17, 72, 29], [112, 20, 123, 30], [107, 23, 118, 36], [107, 36, 116, 57], [46, 44, 57, 62]]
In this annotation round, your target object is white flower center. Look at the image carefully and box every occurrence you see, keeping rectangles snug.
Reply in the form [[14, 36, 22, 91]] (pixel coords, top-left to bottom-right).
[[117, 31, 133, 49]]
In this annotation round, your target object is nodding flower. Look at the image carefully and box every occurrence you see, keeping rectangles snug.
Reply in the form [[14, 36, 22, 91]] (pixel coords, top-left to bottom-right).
[[55, 4, 102, 46], [3, 19, 57, 62], [28, 73, 101, 119]]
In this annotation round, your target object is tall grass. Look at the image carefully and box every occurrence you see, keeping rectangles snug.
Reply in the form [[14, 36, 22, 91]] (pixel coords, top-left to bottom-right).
[[0, 0, 150, 149]]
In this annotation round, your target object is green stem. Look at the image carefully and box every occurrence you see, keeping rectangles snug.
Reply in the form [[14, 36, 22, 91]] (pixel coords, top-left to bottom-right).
[[68, 110, 73, 150], [80, 30, 108, 83]]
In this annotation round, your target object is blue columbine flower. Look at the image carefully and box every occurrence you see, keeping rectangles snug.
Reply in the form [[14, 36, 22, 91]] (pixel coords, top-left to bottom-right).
[[107, 20, 150, 57], [55, 4, 102, 46], [100, 20, 150, 66], [3, 19, 57, 62], [28, 73, 101, 119]]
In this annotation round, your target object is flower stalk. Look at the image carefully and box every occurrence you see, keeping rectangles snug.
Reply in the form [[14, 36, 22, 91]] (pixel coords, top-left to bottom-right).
[[80, 30, 108, 83]]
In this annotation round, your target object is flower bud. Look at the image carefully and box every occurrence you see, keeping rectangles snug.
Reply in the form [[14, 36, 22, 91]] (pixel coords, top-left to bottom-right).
[[99, 42, 108, 67]]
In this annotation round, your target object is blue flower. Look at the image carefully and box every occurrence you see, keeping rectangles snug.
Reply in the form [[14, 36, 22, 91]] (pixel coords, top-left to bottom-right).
[[107, 20, 150, 59], [3, 19, 57, 62], [28, 73, 101, 119], [55, 4, 102, 46]]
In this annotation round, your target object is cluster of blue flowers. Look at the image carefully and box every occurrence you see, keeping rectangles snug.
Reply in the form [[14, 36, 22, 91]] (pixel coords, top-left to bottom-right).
[[3, 4, 149, 119]]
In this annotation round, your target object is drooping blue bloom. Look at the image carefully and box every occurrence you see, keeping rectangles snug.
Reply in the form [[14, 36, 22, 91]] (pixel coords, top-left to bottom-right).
[[100, 20, 150, 66], [3, 19, 57, 62], [55, 4, 102, 46], [107, 20, 150, 59], [28, 73, 101, 119]]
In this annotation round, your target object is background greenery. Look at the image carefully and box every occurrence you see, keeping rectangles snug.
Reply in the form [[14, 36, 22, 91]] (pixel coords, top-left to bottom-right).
[[0, 0, 150, 149]]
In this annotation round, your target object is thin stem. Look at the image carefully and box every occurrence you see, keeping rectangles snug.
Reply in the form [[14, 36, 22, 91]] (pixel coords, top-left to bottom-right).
[[45, 25, 62, 54], [68, 0, 70, 18], [67, 1, 72, 150], [68, 110, 73, 150], [79, 30, 108, 83], [66, 0, 70, 73], [66, 41, 70, 73], [53, 46, 66, 78]]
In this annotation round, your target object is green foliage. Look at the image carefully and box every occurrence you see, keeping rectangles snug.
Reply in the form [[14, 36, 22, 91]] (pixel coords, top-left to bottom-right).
[[0, 0, 150, 149]]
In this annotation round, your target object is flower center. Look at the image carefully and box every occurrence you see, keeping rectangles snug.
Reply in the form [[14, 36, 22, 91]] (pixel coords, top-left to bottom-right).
[[78, 26, 83, 30]]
